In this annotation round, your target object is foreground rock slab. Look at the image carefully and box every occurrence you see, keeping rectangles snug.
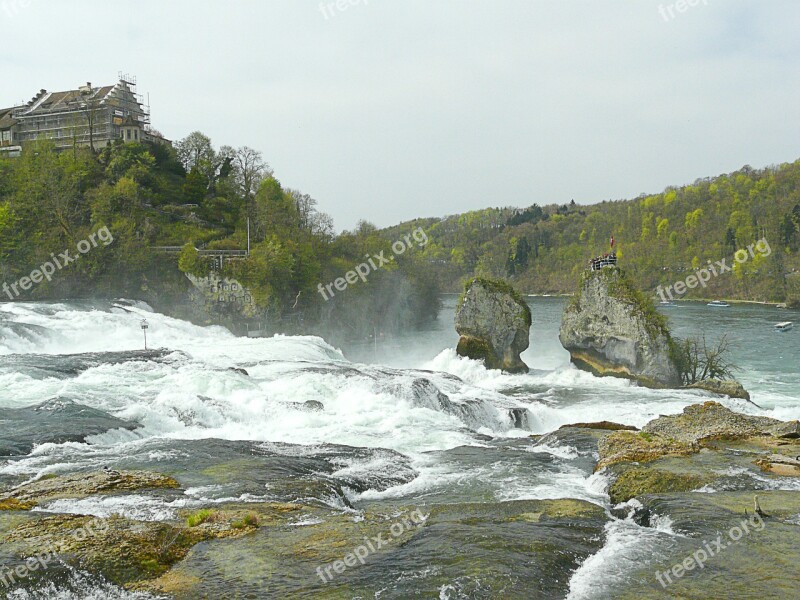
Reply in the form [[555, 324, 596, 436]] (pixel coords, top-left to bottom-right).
[[137, 499, 607, 599], [610, 491, 800, 599], [686, 378, 752, 401]]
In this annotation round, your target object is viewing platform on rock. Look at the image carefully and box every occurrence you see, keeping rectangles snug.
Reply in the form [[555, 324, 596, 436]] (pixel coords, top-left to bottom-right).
[[589, 252, 618, 271]]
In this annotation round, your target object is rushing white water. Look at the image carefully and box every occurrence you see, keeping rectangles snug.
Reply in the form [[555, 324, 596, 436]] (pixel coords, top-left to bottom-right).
[[1, 301, 796, 493], [1, 298, 798, 598]]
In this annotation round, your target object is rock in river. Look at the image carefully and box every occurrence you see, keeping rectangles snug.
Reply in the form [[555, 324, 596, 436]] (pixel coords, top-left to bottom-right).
[[455, 278, 531, 373], [559, 267, 681, 387]]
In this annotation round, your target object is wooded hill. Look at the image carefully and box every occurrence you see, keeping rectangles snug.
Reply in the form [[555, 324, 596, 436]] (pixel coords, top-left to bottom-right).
[[0, 135, 441, 341], [382, 160, 800, 304]]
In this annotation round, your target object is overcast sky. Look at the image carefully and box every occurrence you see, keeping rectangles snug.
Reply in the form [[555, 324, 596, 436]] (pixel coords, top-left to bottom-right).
[[2, 1, 799, 230]]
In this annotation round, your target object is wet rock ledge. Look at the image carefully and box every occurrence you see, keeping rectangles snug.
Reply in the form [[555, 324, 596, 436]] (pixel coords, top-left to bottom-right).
[[583, 401, 800, 598]]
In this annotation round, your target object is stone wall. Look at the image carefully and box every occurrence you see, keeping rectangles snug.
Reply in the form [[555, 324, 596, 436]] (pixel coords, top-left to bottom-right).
[[186, 273, 259, 320]]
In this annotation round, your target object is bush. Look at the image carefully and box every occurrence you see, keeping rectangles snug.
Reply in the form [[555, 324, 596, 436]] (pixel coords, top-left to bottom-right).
[[186, 509, 217, 527], [232, 513, 260, 529], [177, 242, 210, 278], [672, 335, 739, 385]]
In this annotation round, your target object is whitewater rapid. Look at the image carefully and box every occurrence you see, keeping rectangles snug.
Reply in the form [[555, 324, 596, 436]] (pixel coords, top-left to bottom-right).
[[1, 299, 798, 599], [1, 301, 794, 487]]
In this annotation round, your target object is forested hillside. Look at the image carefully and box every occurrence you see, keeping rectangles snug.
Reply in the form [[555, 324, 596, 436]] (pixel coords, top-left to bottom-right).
[[0, 136, 441, 340], [2, 136, 799, 342], [383, 161, 800, 304]]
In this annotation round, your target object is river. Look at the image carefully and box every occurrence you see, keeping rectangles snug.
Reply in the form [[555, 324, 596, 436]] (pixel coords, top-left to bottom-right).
[[0, 297, 797, 598]]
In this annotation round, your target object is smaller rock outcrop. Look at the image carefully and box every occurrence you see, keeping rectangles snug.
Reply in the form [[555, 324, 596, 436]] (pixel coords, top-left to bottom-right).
[[608, 467, 709, 504], [596, 430, 697, 470], [641, 401, 781, 444], [757, 454, 800, 477], [686, 379, 751, 401], [1, 470, 180, 508], [559, 267, 681, 387], [559, 421, 638, 432], [455, 278, 531, 373]]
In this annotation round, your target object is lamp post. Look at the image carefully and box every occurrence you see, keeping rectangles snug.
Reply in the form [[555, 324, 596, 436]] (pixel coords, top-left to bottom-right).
[[141, 319, 149, 350]]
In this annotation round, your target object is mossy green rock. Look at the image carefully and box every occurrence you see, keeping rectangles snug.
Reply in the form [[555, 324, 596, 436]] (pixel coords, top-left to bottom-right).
[[138, 499, 607, 599], [609, 467, 709, 503], [559, 267, 681, 387], [0, 470, 180, 507], [455, 277, 531, 373], [608, 491, 800, 599], [597, 430, 697, 470], [3, 514, 206, 585]]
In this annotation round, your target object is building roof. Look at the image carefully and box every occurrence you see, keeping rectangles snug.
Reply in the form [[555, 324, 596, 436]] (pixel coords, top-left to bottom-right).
[[19, 84, 120, 116], [0, 107, 18, 130]]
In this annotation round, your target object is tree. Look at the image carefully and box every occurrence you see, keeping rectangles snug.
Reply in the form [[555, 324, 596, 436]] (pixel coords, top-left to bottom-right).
[[252, 177, 299, 240], [288, 189, 334, 239], [183, 168, 208, 204], [779, 214, 797, 249], [506, 237, 531, 275], [77, 87, 105, 152], [684, 208, 703, 232], [657, 218, 669, 238], [177, 243, 210, 277], [725, 227, 737, 250], [223, 145, 271, 201], [674, 335, 739, 385], [176, 132, 215, 173]]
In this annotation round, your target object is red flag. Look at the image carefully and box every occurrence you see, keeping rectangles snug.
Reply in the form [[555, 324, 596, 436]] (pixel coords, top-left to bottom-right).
[[610, 234, 615, 248]]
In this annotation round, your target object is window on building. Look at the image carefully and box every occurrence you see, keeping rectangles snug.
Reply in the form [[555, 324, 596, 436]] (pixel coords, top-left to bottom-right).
[[126, 129, 131, 140]]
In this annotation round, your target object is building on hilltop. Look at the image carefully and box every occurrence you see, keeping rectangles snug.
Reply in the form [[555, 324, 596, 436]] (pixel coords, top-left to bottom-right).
[[0, 75, 169, 158], [0, 106, 21, 157]]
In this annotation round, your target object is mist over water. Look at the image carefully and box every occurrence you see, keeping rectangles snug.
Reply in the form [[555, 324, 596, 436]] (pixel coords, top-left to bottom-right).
[[0, 297, 797, 598]]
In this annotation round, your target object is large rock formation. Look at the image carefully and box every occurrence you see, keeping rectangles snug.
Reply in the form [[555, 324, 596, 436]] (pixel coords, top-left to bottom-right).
[[455, 278, 531, 373], [559, 267, 681, 387]]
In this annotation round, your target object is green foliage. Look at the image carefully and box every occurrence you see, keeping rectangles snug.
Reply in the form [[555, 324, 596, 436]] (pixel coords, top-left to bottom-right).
[[225, 236, 295, 309], [182, 168, 207, 204], [672, 335, 740, 385], [459, 277, 532, 326], [186, 509, 217, 527], [177, 243, 210, 278], [0, 135, 442, 337], [387, 160, 800, 302], [456, 336, 492, 362], [231, 513, 260, 529]]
